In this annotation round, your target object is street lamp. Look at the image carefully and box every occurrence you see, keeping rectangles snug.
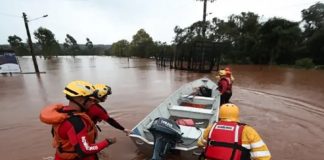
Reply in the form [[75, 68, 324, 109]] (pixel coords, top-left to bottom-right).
[[22, 12, 48, 74]]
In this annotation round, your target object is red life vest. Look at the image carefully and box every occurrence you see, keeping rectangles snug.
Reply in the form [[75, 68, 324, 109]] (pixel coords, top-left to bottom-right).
[[218, 77, 232, 93], [204, 121, 249, 160]]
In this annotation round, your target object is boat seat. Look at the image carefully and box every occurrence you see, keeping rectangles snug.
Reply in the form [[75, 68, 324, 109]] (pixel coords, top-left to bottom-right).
[[181, 95, 216, 101], [179, 125, 204, 139], [169, 105, 214, 115]]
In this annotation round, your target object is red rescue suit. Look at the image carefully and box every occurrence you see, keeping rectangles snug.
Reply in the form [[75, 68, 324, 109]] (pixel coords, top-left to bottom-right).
[[218, 77, 232, 94], [205, 121, 250, 160], [218, 77, 232, 105], [40, 104, 110, 160]]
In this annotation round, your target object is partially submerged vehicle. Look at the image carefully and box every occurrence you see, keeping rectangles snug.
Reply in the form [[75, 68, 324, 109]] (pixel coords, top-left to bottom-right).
[[129, 78, 221, 159]]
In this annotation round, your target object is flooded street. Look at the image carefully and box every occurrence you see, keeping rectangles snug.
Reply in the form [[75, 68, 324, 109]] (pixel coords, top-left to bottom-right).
[[0, 56, 324, 160]]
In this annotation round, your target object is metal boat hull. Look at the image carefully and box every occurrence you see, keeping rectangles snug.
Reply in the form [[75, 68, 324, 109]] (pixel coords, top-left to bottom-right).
[[130, 78, 221, 159]]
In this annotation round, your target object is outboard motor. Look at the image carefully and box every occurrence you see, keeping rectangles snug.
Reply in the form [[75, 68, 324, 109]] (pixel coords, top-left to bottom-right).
[[149, 117, 182, 160]]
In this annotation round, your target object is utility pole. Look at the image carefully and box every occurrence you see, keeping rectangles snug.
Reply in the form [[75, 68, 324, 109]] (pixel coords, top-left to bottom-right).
[[200, 0, 208, 71], [202, 0, 207, 39], [198, 0, 215, 72], [23, 12, 40, 73]]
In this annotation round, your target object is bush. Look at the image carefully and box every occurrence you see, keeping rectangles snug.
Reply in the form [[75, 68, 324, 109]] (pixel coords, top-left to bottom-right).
[[295, 58, 314, 69]]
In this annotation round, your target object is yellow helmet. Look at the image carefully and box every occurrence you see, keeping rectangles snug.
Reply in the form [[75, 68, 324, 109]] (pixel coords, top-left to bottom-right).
[[219, 70, 226, 76], [63, 80, 95, 97], [219, 103, 239, 122], [94, 84, 112, 101]]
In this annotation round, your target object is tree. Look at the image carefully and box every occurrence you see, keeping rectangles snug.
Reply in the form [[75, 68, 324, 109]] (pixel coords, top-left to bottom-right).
[[173, 26, 186, 44], [302, 2, 324, 37], [302, 2, 324, 64], [7, 35, 29, 56], [230, 12, 261, 63], [63, 34, 80, 56], [34, 27, 61, 58], [110, 39, 129, 57], [207, 12, 262, 64], [129, 29, 154, 58], [306, 27, 324, 64], [173, 21, 210, 44], [259, 18, 302, 64], [85, 38, 93, 50]]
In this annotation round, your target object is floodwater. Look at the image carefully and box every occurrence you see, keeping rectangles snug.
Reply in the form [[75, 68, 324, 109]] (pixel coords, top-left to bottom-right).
[[0, 56, 323, 160]]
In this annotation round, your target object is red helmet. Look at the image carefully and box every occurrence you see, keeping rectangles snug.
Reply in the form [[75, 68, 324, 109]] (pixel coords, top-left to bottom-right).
[[225, 67, 232, 76]]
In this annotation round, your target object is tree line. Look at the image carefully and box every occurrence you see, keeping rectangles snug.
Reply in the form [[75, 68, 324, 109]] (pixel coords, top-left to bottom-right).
[[108, 2, 324, 69], [6, 27, 104, 59], [5, 2, 324, 68]]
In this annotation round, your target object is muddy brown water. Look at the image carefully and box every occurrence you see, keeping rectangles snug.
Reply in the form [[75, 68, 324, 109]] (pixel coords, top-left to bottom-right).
[[0, 56, 323, 160]]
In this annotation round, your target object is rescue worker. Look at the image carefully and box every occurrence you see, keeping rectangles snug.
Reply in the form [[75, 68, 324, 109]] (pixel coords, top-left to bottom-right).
[[225, 67, 235, 82], [40, 80, 116, 160], [218, 70, 232, 105], [198, 103, 271, 160], [87, 84, 131, 135]]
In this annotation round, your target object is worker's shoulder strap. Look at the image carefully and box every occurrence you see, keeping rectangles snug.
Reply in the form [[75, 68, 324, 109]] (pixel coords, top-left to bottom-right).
[[57, 108, 76, 115], [209, 122, 250, 160], [209, 122, 250, 151], [58, 110, 85, 134], [237, 122, 246, 126], [67, 114, 86, 133]]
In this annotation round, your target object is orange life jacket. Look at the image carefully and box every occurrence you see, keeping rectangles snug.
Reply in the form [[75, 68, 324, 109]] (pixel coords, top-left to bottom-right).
[[40, 104, 97, 160]]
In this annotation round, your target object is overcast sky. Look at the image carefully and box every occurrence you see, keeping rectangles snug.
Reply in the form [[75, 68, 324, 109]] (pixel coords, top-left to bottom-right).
[[0, 0, 322, 45]]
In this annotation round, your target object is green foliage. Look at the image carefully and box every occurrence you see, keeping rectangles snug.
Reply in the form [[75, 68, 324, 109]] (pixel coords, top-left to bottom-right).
[[295, 58, 314, 69], [302, 2, 324, 37], [306, 27, 324, 64], [7, 35, 29, 56], [63, 34, 80, 56], [110, 40, 129, 57], [302, 3, 324, 65], [259, 18, 302, 64], [171, 5, 321, 66], [34, 27, 61, 58], [85, 38, 94, 50], [129, 29, 154, 58], [79, 38, 96, 55], [8, 29, 107, 57]]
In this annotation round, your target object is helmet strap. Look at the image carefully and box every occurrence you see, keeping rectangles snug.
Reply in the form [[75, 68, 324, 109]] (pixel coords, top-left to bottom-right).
[[82, 97, 90, 109], [101, 95, 108, 102], [66, 95, 87, 112]]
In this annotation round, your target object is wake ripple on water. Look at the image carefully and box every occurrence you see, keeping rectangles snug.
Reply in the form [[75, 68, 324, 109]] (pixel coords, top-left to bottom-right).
[[42, 157, 54, 160], [240, 87, 324, 117]]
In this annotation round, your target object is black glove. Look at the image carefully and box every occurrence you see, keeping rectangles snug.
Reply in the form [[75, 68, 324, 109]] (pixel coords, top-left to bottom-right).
[[106, 137, 117, 145]]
